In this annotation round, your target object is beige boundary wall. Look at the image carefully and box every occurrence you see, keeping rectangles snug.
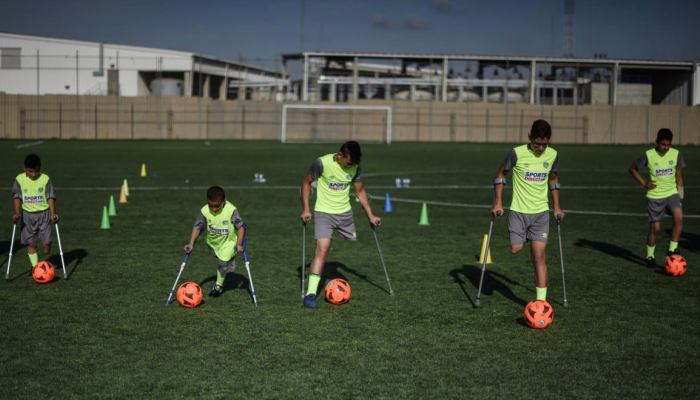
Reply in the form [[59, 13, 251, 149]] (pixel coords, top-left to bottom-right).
[[1, 93, 698, 145]]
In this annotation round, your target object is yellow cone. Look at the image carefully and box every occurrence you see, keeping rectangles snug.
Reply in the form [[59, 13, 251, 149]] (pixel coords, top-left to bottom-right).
[[140, 163, 147, 177], [119, 185, 128, 204], [123, 179, 130, 196], [478, 234, 493, 264]]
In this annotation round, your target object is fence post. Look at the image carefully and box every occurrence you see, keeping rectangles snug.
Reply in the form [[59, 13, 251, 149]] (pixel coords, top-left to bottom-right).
[[20, 107, 26, 139], [94, 103, 98, 139], [58, 103, 62, 139], [450, 112, 456, 142], [167, 109, 173, 139]]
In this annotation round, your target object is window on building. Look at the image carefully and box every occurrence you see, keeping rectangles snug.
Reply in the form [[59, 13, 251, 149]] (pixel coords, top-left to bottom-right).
[[1, 48, 21, 69]]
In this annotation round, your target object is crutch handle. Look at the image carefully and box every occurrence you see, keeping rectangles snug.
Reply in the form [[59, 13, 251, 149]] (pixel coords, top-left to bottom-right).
[[557, 214, 563, 221]]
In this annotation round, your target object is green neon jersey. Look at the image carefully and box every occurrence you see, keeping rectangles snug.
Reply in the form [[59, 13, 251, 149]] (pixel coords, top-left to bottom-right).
[[15, 173, 52, 212], [508, 144, 559, 214], [314, 153, 358, 214], [200, 201, 238, 261], [645, 148, 680, 199]]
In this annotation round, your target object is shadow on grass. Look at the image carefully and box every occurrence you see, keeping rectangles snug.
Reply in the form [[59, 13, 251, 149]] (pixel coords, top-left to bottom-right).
[[199, 270, 247, 296], [573, 238, 646, 267], [297, 261, 392, 295], [664, 229, 700, 254], [47, 249, 87, 280], [450, 264, 529, 308]]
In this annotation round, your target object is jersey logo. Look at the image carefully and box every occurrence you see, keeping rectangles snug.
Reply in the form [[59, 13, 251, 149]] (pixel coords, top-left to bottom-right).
[[207, 225, 229, 236], [223, 221, 228, 225], [328, 182, 349, 191], [38, 188, 44, 193], [669, 160, 674, 165], [654, 168, 673, 177], [543, 162, 550, 168], [23, 195, 45, 204], [346, 174, 352, 179], [523, 171, 547, 182]]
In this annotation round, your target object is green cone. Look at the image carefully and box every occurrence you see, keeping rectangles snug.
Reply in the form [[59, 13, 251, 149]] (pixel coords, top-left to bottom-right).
[[108, 195, 117, 217], [418, 203, 430, 226], [101, 206, 111, 229]]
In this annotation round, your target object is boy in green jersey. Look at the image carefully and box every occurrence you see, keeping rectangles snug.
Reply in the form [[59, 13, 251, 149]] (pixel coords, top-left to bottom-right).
[[300, 141, 381, 308], [491, 120, 564, 302], [11, 154, 60, 267], [184, 186, 246, 297], [629, 129, 685, 268]]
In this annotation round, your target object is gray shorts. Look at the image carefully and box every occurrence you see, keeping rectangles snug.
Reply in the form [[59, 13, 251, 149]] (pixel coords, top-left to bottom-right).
[[314, 211, 357, 241], [647, 194, 682, 222], [207, 245, 237, 274], [508, 210, 550, 245], [20, 210, 52, 245]]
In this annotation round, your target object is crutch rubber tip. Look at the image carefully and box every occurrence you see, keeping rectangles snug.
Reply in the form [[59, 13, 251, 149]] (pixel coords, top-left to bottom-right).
[[474, 299, 480, 308], [5, 275, 9, 281], [563, 300, 569, 307]]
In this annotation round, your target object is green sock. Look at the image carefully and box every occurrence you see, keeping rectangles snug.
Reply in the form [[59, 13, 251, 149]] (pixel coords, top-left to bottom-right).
[[536, 287, 547, 301], [669, 241, 678, 252], [216, 270, 226, 286], [306, 274, 321, 296], [28, 253, 38, 266], [646, 245, 655, 259]]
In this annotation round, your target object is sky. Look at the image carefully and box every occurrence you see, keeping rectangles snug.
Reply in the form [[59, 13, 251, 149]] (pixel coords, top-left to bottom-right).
[[1, 0, 699, 71]]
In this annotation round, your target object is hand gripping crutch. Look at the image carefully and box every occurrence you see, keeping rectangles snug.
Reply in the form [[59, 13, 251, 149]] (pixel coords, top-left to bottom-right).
[[475, 210, 501, 308], [54, 221, 68, 280], [165, 253, 190, 306], [556, 214, 569, 307], [241, 238, 259, 308], [5, 221, 17, 281]]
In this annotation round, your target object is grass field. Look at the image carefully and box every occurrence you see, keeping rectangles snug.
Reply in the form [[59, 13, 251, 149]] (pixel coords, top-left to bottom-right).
[[1, 139, 699, 399]]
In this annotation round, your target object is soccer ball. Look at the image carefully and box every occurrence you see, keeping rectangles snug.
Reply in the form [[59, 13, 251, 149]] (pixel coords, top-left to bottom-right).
[[32, 261, 55, 283], [325, 278, 351, 305], [177, 282, 203, 308], [665, 255, 687, 277], [524, 300, 554, 329]]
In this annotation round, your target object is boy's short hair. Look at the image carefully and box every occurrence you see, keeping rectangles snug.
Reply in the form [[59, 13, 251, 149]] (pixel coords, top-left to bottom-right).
[[24, 154, 41, 169], [340, 141, 362, 164], [656, 128, 673, 142], [207, 186, 226, 201], [530, 120, 552, 140]]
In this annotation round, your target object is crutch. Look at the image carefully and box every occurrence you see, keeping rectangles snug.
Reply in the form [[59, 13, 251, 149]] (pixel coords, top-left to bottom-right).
[[53, 220, 68, 280], [556, 214, 569, 307], [241, 238, 259, 308], [5, 220, 17, 281], [300, 185, 313, 299], [363, 194, 394, 295], [165, 252, 190, 306], [475, 210, 501, 308]]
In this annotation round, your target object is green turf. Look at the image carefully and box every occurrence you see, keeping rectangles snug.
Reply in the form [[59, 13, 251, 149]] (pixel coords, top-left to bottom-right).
[[1, 140, 698, 399]]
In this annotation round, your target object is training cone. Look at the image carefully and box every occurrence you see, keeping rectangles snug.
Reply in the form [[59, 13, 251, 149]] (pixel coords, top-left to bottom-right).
[[418, 203, 430, 226], [140, 163, 147, 177], [478, 234, 493, 264], [123, 179, 130, 196], [108, 195, 118, 216], [384, 193, 393, 212], [119, 185, 128, 204], [100, 206, 111, 229]]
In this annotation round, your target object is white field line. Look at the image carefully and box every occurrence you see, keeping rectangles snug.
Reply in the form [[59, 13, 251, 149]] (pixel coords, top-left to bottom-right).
[[15, 140, 44, 149]]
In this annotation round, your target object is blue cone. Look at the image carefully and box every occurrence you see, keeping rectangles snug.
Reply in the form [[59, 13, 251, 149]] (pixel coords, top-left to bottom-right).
[[384, 193, 393, 212]]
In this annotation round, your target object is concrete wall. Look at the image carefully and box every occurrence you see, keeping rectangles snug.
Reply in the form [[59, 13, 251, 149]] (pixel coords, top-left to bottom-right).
[[617, 84, 652, 105], [1, 94, 698, 144]]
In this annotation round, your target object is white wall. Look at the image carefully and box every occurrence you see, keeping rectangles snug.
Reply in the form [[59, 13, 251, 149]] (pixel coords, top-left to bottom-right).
[[694, 63, 700, 106]]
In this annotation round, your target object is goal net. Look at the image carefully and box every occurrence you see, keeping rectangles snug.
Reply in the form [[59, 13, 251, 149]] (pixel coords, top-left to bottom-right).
[[281, 105, 392, 144]]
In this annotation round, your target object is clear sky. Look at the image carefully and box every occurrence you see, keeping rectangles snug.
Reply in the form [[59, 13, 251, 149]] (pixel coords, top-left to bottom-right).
[[1, 0, 698, 70]]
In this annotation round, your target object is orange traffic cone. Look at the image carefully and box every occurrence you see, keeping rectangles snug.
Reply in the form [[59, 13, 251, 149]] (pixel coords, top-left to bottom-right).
[[119, 185, 128, 204]]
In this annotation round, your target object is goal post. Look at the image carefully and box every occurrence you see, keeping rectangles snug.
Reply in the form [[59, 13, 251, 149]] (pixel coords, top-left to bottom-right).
[[281, 104, 392, 144]]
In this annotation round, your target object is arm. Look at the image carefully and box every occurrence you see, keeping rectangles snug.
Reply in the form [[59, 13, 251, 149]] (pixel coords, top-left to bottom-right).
[[676, 169, 684, 199], [185, 229, 200, 253], [490, 165, 508, 218], [549, 172, 565, 220], [48, 198, 59, 223], [13, 198, 21, 223], [235, 225, 246, 254], [354, 181, 380, 226], [629, 162, 656, 190], [300, 173, 314, 222]]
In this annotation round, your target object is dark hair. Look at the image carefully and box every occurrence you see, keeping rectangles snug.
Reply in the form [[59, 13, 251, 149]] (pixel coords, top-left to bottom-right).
[[656, 128, 673, 142], [339, 141, 362, 164], [530, 120, 552, 140], [207, 186, 226, 201], [24, 154, 41, 169]]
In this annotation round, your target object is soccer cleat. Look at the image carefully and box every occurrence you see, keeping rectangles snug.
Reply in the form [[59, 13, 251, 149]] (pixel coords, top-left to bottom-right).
[[209, 284, 223, 297], [303, 294, 318, 309], [645, 257, 659, 269], [666, 250, 681, 260]]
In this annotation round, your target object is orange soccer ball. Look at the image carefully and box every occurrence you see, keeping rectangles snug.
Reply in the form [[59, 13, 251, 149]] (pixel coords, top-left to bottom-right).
[[32, 261, 55, 284], [524, 300, 554, 329], [177, 282, 203, 308], [325, 278, 352, 305], [665, 255, 687, 277]]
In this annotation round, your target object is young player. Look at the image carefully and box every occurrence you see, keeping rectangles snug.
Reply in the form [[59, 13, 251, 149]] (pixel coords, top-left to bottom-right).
[[300, 140, 381, 308], [490, 120, 564, 302], [628, 128, 685, 268], [12, 154, 59, 268], [184, 186, 246, 297]]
